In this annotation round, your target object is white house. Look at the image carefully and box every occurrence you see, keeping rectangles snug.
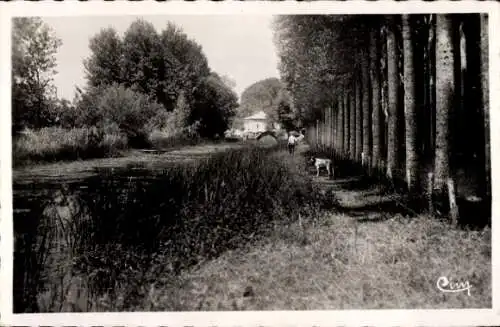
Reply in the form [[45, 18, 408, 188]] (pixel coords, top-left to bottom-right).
[[243, 111, 269, 133], [242, 111, 281, 133]]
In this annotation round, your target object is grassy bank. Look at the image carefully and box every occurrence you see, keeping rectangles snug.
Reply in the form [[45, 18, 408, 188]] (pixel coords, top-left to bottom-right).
[[12, 127, 212, 168], [160, 212, 490, 310], [12, 127, 128, 167], [15, 144, 332, 312]]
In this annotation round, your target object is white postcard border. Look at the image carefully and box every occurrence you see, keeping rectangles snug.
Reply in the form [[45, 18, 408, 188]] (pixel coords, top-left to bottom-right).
[[1, 1, 498, 326]]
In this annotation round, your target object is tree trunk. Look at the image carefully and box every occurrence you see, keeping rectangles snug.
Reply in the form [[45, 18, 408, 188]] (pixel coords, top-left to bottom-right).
[[319, 115, 323, 148], [355, 72, 363, 163], [480, 13, 490, 198], [338, 93, 344, 154], [328, 106, 332, 149], [329, 106, 333, 149], [344, 87, 350, 157], [326, 107, 330, 149], [324, 110, 328, 149], [403, 14, 419, 192], [429, 15, 437, 160], [380, 27, 389, 169], [434, 14, 456, 193], [331, 105, 335, 152], [323, 110, 327, 148], [324, 111, 328, 149], [421, 14, 433, 162], [361, 48, 371, 167], [370, 28, 382, 170], [318, 117, 321, 147], [316, 119, 319, 147], [331, 105, 335, 150], [350, 85, 356, 160], [332, 105, 336, 153], [386, 16, 401, 179]]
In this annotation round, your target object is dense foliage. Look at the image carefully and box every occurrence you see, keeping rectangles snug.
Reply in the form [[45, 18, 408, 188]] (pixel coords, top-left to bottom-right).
[[81, 19, 238, 140], [12, 17, 62, 131], [273, 15, 380, 125], [237, 78, 283, 119], [273, 14, 490, 219], [12, 18, 240, 164]]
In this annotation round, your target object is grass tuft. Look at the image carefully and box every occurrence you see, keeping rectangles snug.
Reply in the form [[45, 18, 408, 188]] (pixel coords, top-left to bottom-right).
[[13, 127, 128, 166]]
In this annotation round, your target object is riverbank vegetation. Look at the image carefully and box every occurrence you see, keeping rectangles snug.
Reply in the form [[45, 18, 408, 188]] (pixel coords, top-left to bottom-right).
[[12, 18, 239, 166]]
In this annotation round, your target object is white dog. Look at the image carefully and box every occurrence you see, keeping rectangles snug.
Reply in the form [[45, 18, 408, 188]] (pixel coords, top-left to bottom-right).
[[310, 157, 334, 178]]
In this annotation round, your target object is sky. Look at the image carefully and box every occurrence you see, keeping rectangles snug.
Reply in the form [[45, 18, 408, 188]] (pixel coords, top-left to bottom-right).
[[42, 15, 281, 101]]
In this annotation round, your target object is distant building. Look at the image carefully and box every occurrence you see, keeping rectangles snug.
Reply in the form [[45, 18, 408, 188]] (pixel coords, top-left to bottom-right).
[[243, 111, 268, 133], [242, 111, 281, 134]]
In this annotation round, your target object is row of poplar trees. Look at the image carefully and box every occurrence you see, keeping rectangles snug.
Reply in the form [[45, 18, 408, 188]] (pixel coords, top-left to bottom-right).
[[274, 14, 490, 210]]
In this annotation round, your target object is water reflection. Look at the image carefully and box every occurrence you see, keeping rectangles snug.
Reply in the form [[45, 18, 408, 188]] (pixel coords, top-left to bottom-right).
[[13, 163, 161, 313]]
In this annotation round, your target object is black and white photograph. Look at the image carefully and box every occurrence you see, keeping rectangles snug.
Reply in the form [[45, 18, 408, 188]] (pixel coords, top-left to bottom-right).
[[1, 1, 498, 326]]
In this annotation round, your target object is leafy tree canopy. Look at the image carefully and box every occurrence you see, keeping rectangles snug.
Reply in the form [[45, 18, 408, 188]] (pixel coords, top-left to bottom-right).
[[12, 17, 62, 130], [238, 77, 284, 121]]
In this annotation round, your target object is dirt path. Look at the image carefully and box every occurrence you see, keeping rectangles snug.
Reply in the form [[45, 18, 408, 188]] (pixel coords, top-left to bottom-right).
[[298, 144, 412, 222]]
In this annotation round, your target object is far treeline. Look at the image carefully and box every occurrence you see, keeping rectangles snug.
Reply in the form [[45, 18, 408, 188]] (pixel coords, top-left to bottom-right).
[[12, 18, 239, 163], [273, 14, 490, 218]]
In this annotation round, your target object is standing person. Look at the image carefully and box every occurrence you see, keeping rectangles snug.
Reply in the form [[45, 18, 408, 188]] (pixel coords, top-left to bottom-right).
[[288, 132, 296, 155]]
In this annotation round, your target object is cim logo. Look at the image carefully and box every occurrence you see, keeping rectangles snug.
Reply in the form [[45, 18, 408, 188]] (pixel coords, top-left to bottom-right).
[[436, 276, 472, 296]]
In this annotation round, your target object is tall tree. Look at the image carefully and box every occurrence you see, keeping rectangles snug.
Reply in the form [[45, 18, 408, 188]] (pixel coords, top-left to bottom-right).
[[330, 105, 334, 149], [380, 26, 389, 167], [121, 19, 163, 99], [337, 92, 344, 154], [403, 14, 419, 192], [83, 27, 124, 88], [343, 86, 350, 156], [355, 70, 363, 162], [361, 47, 371, 167], [370, 28, 382, 169], [192, 73, 239, 138], [479, 14, 490, 198], [12, 17, 62, 131], [386, 16, 401, 179], [434, 14, 456, 193], [349, 87, 356, 160], [420, 14, 436, 161], [159, 22, 211, 109], [276, 88, 299, 131]]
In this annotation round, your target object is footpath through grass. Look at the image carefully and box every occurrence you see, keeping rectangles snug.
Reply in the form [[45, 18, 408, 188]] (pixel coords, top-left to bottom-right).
[[145, 144, 491, 310]]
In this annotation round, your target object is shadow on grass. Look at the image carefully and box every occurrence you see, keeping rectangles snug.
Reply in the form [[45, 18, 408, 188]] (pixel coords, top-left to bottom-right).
[[303, 146, 491, 230], [330, 194, 420, 221]]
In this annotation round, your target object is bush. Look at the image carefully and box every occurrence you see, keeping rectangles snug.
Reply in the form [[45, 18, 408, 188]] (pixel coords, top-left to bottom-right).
[[147, 130, 198, 150], [145, 95, 202, 150], [75, 84, 164, 147], [13, 127, 127, 166]]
